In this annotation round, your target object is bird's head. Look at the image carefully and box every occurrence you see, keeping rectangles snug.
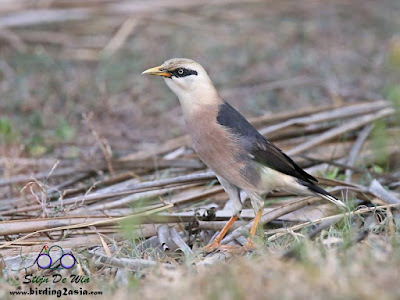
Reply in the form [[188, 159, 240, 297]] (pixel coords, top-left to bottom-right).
[[142, 58, 219, 106]]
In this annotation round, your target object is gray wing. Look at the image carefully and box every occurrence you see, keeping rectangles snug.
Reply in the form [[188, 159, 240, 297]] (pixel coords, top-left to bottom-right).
[[216, 101, 317, 184]]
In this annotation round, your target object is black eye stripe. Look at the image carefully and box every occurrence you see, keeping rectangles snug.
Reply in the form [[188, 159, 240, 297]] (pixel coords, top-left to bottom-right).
[[171, 68, 198, 78]]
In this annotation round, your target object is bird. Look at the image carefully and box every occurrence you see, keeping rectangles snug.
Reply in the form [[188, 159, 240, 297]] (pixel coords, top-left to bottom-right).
[[142, 58, 346, 251]]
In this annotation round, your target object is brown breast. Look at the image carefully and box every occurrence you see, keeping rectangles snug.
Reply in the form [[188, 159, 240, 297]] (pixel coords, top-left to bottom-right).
[[186, 105, 260, 191]]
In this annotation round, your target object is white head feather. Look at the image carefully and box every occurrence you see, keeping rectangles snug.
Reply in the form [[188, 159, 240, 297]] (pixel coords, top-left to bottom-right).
[[161, 58, 221, 113]]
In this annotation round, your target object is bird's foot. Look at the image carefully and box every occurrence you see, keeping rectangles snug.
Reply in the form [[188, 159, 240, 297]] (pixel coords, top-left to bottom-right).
[[203, 242, 241, 253], [203, 237, 258, 254], [202, 241, 221, 252], [242, 239, 257, 252]]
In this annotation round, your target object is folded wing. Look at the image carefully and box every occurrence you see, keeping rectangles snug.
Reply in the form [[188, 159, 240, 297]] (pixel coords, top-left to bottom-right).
[[216, 100, 317, 184]]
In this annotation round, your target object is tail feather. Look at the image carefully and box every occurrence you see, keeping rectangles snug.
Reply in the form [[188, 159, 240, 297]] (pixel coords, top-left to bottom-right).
[[318, 193, 346, 208], [298, 179, 346, 208]]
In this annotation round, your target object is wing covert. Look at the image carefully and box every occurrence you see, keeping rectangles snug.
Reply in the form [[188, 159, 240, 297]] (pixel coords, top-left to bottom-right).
[[216, 100, 317, 183]]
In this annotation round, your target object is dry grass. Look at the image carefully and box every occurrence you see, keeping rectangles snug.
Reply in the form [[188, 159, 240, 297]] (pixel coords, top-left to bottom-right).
[[133, 240, 400, 300]]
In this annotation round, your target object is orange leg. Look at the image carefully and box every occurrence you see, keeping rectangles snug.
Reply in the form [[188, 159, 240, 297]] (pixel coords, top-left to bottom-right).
[[244, 209, 263, 249], [203, 215, 238, 252]]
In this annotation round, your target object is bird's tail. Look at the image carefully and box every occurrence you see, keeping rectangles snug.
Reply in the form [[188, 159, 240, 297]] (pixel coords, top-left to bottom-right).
[[317, 192, 346, 208], [299, 180, 346, 208]]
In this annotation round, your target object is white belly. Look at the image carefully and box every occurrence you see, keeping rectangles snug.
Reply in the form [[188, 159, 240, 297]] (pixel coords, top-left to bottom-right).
[[258, 166, 309, 195]]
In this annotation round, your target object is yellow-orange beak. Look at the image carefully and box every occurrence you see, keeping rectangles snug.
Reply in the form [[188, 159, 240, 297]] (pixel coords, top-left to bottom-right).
[[142, 65, 171, 78]]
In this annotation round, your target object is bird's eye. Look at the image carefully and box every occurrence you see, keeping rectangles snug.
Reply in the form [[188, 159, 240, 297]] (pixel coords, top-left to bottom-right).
[[177, 68, 184, 75]]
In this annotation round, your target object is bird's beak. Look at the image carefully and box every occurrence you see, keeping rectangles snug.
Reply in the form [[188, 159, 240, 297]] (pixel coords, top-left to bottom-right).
[[142, 65, 171, 78]]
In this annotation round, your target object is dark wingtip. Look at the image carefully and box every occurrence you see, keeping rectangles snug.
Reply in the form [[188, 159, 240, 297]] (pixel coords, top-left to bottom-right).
[[298, 179, 328, 195]]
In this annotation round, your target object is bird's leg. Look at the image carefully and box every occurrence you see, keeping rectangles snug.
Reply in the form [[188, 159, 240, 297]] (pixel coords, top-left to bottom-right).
[[203, 176, 242, 252], [244, 209, 263, 250], [203, 215, 238, 252]]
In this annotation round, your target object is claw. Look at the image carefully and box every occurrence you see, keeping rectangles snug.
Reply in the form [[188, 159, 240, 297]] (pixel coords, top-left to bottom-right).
[[242, 240, 257, 252], [202, 210, 263, 254], [203, 243, 242, 253], [202, 215, 239, 253], [203, 242, 258, 254], [202, 242, 220, 253]]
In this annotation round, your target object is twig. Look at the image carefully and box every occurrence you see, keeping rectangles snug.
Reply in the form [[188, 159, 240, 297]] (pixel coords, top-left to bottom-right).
[[1, 172, 215, 215], [249, 103, 340, 127], [0, 28, 27, 52], [78, 184, 197, 212], [0, 204, 173, 249], [267, 203, 400, 242], [157, 225, 172, 252], [0, 167, 86, 187], [369, 179, 400, 204], [101, 18, 137, 57], [259, 100, 388, 136], [0, 157, 203, 189], [287, 108, 393, 156], [169, 227, 193, 255], [91, 252, 174, 270], [301, 157, 399, 183], [345, 124, 373, 182]]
